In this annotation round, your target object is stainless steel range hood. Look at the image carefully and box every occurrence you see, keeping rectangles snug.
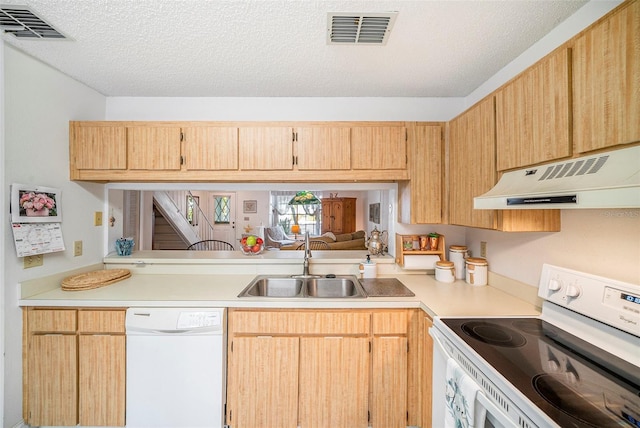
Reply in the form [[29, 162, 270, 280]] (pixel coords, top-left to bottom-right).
[[474, 145, 640, 210]]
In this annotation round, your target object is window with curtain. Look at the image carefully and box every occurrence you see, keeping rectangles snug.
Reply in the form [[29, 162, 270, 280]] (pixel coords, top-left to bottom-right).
[[270, 191, 322, 236]]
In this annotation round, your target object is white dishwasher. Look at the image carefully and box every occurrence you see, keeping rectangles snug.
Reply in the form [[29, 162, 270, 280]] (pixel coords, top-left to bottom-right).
[[126, 307, 226, 428]]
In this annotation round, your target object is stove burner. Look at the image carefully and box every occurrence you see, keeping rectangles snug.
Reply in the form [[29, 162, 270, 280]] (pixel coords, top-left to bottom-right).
[[461, 321, 527, 348], [533, 374, 623, 427], [512, 319, 544, 336]]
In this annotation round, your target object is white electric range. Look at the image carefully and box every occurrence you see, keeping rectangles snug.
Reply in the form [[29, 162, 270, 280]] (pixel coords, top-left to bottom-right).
[[430, 264, 640, 428]]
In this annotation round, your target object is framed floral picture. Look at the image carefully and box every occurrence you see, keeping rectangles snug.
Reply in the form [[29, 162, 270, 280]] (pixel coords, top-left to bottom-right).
[[243, 200, 257, 213], [11, 183, 62, 223]]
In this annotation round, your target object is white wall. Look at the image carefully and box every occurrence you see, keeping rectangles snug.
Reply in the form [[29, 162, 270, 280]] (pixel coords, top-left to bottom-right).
[[106, 97, 463, 122], [3, 44, 107, 427], [466, 209, 640, 287]]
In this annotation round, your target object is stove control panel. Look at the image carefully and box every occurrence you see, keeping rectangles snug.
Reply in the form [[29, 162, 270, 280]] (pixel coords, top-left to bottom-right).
[[539, 264, 639, 338]]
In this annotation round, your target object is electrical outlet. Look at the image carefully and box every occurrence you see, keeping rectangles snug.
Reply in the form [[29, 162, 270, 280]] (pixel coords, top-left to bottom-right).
[[24, 254, 43, 269], [74, 240, 83, 257], [480, 241, 487, 258], [94, 211, 103, 226]]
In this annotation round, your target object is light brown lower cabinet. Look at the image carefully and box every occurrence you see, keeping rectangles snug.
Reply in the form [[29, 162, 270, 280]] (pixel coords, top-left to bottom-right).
[[226, 336, 300, 428], [226, 309, 427, 428], [23, 308, 126, 427], [27, 334, 78, 426], [299, 337, 370, 427]]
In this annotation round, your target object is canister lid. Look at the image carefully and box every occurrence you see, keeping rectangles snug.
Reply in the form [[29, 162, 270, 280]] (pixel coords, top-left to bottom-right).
[[435, 260, 455, 268], [466, 257, 488, 265], [449, 245, 467, 251]]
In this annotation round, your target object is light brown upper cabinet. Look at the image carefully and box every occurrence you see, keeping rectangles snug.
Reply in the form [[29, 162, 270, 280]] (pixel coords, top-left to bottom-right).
[[182, 127, 238, 171], [351, 126, 407, 170], [238, 127, 294, 170], [495, 48, 571, 171], [127, 126, 182, 170], [572, 0, 640, 153], [448, 98, 560, 232], [296, 127, 351, 170], [69, 121, 409, 182], [398, 123, 443, 224], [449, 97, 497, 229], [70, 124, 127, 171]]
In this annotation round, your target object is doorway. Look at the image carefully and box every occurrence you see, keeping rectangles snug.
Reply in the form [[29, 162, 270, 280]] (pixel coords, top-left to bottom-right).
[[211, 193, 236, 245]]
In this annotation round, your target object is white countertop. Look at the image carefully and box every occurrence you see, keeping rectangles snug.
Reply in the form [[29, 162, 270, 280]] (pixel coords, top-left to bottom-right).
[[20, 263, 541, 318]]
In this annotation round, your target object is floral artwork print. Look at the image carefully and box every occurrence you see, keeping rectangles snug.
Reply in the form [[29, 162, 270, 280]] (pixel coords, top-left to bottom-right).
[[19, 191, 57, 217]]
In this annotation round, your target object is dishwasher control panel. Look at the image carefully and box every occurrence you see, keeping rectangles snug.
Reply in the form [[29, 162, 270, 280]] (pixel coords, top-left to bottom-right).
[[126, 308, 225, 333], [177, 311, 222, 329]]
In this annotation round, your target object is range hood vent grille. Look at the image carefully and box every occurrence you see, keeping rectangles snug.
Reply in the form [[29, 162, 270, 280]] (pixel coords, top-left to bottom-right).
[[536, 154, 609, 181], [327, 12, 397, 45], [0, 5, 66, 39]]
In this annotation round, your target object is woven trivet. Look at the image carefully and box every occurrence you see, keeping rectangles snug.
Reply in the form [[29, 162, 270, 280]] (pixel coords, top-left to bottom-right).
[[61, 269, 131, 291]]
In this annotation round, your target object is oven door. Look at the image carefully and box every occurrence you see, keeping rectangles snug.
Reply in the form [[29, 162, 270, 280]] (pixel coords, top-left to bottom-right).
[[431, 325, 520, 428]]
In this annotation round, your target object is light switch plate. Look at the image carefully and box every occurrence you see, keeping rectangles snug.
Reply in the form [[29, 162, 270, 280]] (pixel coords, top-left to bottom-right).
[[94, 211, 103, 226]]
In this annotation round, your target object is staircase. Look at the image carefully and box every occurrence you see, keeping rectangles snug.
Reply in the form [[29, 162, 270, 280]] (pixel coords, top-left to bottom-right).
[[152, 209, 189, 250]]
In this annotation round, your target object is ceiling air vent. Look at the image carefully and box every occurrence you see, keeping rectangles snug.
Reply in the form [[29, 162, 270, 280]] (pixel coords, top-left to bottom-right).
[[0, 5, 66, 39], [327, 12, 397, 45]]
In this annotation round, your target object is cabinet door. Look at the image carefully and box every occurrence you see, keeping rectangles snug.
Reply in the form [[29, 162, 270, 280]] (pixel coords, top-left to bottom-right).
[[127, 126, 182, 170], [72, 125, 127, 170], [182, 127, 239, 170], [239, 127, 294, 170], [299, 337, 369, 428], [330, 201, 344, 233], [27, 335, 77, 426], [78, 335, 126, 426], [296, 127, 351, 170], [398, 124, 442, 224], [371, 336, 408, 428], [227, 336, 299, 428], [351, 126, 407, 170], [448, 98, 496, 229], [573, 1, 640, 153], [495, 49, 571, 171], [321, 200, 333, 233]]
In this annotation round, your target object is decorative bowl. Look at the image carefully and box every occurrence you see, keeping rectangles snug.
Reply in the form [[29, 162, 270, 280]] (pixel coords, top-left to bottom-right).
[[240, 235, 264, 255]]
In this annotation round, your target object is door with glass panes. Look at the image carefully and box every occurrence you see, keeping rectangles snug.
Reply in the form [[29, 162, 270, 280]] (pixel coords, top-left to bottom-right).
[[211, 193, 236, 246]]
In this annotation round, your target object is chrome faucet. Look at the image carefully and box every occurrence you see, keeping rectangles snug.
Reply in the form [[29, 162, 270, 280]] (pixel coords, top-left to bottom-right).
[[302, 230, 312, 277]]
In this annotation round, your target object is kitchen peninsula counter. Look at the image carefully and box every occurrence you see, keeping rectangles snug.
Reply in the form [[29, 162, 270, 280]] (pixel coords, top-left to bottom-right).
[[19, 251, 541, 318]]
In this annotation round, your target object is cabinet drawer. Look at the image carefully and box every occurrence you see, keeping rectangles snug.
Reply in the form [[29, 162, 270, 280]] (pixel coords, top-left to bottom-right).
[[28, 309, 76, 333], [78, 310, 126, 333], [373, 311, 408, 335], [230, 310, 370, 335]]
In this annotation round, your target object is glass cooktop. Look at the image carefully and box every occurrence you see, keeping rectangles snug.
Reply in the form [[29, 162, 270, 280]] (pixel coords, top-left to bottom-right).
[[442, 318, 640, 428]]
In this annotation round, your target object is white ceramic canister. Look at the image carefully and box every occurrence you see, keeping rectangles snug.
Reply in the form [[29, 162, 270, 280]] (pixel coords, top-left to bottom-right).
[[434, 260, 455, 283], [466, 257, 488, 286], [449, 245, 468, 280]]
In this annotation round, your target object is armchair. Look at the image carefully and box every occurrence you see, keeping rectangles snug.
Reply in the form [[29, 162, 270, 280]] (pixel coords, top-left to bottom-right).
[[265, 225, 295, 249]]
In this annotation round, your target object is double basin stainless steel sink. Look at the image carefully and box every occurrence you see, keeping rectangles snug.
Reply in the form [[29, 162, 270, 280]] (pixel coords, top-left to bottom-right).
[[238, 275, 366, 298]]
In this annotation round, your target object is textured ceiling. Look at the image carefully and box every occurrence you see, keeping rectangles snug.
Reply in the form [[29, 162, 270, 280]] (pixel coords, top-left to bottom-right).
[[1, 0, 590, 97]]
